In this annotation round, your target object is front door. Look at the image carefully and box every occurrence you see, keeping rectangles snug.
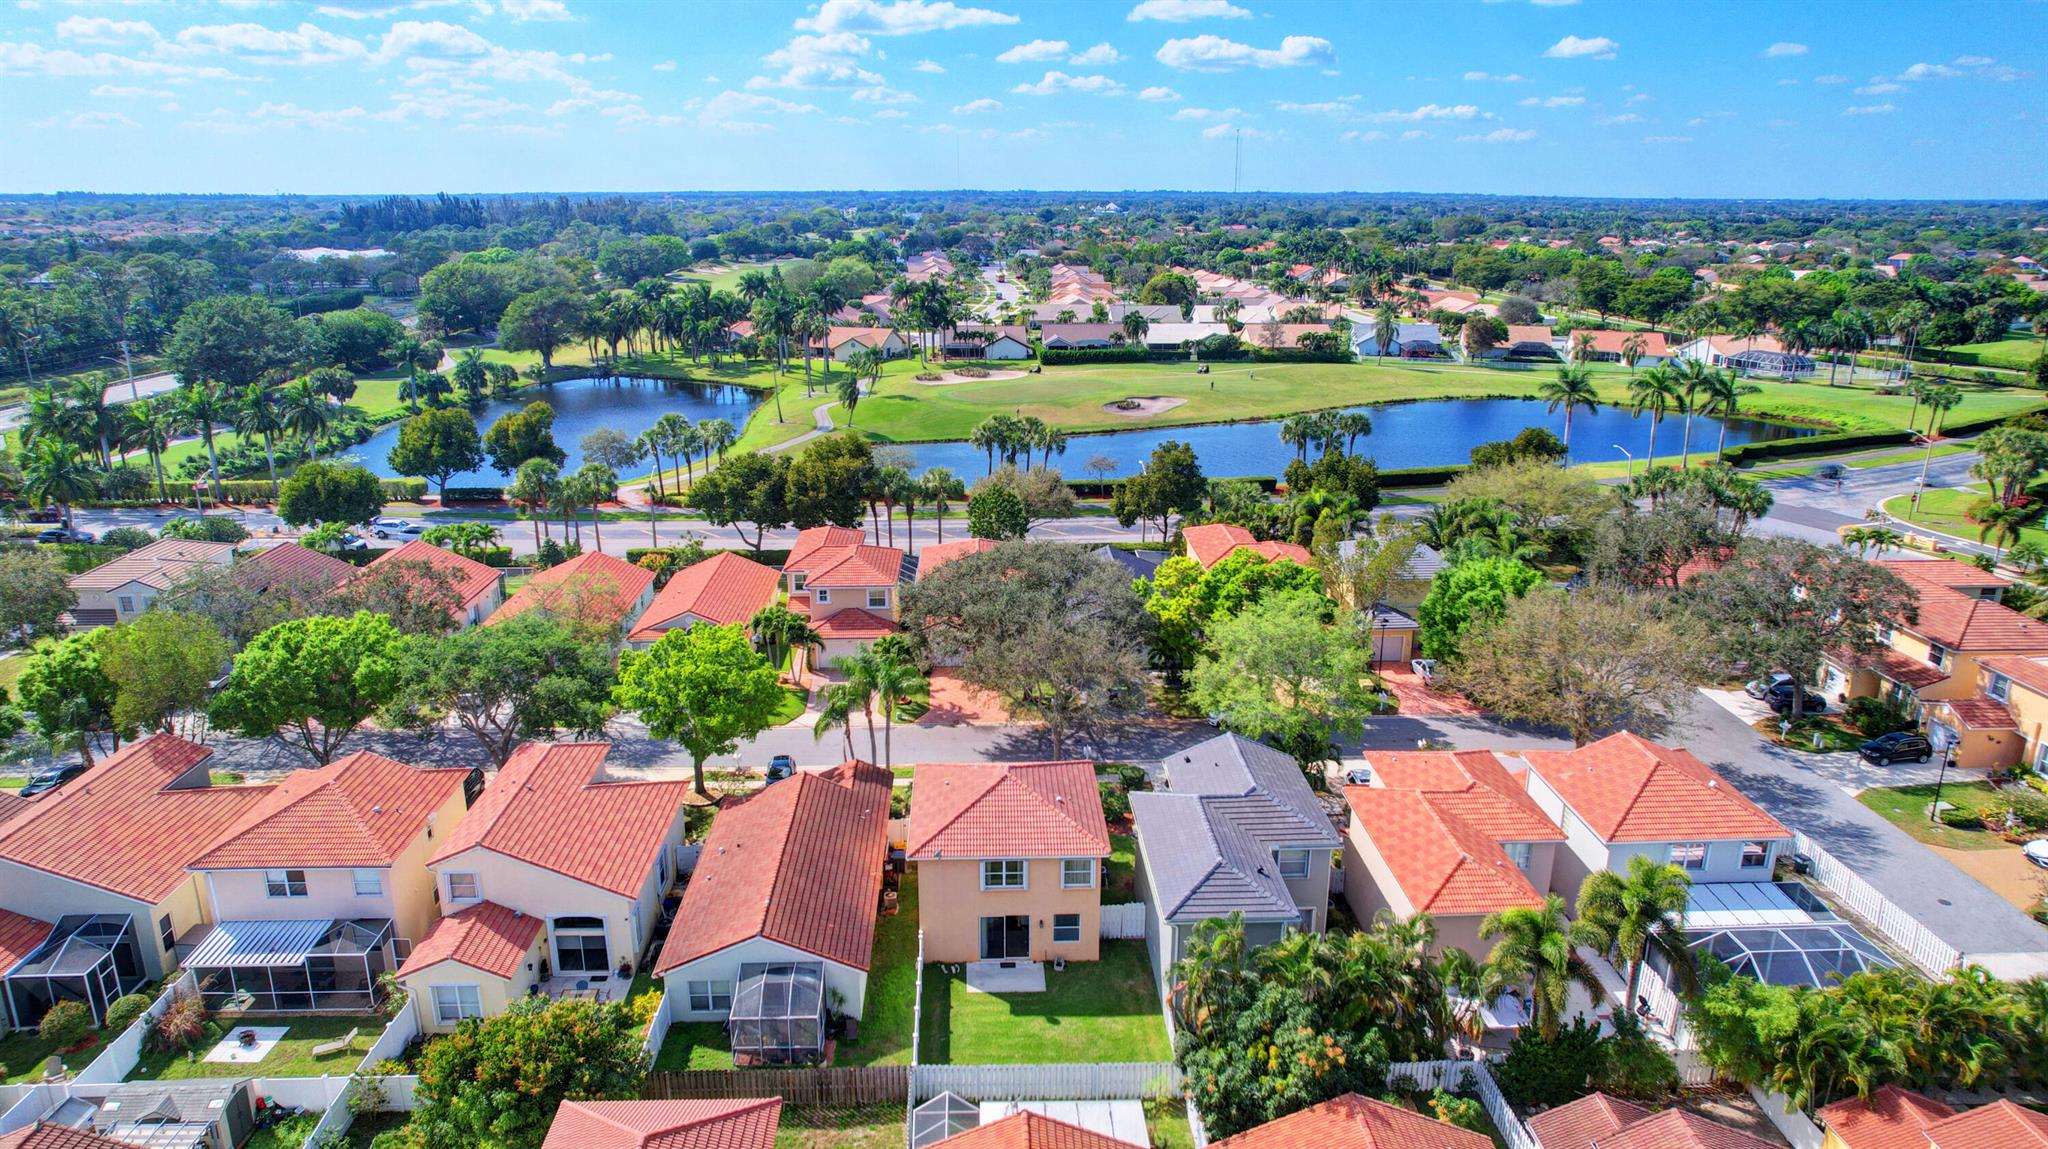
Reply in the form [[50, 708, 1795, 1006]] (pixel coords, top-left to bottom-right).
[[980, 915, 1029, 960]]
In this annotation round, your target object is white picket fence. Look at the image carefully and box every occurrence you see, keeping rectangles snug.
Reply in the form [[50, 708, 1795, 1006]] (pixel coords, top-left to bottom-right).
[[1794, 831, 1963, 975], [1099, 903, 1146, 940], [913, 1062, 1183, 1102], [1382, 1059, 1536, 1149]]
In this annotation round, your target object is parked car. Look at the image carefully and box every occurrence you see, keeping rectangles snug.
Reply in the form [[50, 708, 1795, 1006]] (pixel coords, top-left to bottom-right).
[[2024, 839, 2048, 869], [19, 763, 89, 797], [764, 755, 796, 784], [36, 527, 94, 544], [1764, 681, 1827, 714], [1345, 767, 1374, 787], [1411, 659, 1438, 683], [370, 518, 422, 539], [1744, 673, 1793, 699], [334, 532, 369, 554], [24, 507, 61, 524], [1858, 731, 1934, 765]]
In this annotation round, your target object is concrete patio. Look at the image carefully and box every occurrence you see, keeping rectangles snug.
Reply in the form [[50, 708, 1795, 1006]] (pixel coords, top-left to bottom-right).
[[965, 960, 1045, 994]]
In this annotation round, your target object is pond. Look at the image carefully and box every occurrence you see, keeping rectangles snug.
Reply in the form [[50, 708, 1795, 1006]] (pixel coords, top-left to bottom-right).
[[345, 376, 762, 488], [896, 398, 1816, 478]]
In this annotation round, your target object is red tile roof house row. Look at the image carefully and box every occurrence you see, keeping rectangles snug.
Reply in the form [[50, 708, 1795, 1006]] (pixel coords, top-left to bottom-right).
[[1818, 1084, 2048, 1149], [361, 538, 507, 628], [1527, 1090, 1778, 1149], [1178, 523, 1313, 570], [541, 1098, 782, 1149], [654, 761, 890, 1053], [399, 742, 692, 1032], [489, 550, 658, 641]]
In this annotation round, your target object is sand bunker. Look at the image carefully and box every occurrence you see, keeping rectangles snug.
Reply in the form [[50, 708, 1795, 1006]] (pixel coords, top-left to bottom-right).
[[1102, 395, 1189, 417]]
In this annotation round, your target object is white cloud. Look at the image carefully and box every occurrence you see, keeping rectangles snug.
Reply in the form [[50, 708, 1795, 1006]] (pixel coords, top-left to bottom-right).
[[1643, 134, 1691, 144], [1009, 70, 1123, 95], [178, 21, 370, 64], [1954, 54, 1994, 66], [752, 31, 882, 89], [852, 84, 916, 103], [44, 110, 138, 130], [0, 42, 245, 80], [1625, 92, 1649, 103], [1136, 85, 1179, 100], [1597, 112, 1643, 124], [54, 16, 158, 44], [500, 0, 571, 21], [703, 74, 719, 83], [1172, 105, 1240, 120], [698, 89, 819, 132], [996, 38, 1068, 63], [1898, 55, 2026, 82], [1762, 41, 1807, 58], [795, 0, 1019, 36], [1543, 35, 1617, 60], [1518, 94, 1583, 107], [1855, 81, 1902, 95], [1340, 129, 1387, 141], [1463, 70, 1527, 82], [1400, 129, 1429, 140], [651, 59, 675, 71], [874, 107, 908, 118], [1127, 0, 1249, 20], [1155, 34, 1335, 71], [90, 83, 171, 98], [1814, 74, 1846, 83], [248, 100, 370, 127], [952, 96, 1002, 114], [375, 20, 491, 60], [913, 58, 945, 72], [1361, 102, 1482, 123], [1843, 103, 1895, 115], [1460, 127, 1536, 142], [1068, 42, 1121, 66], [1272, 98, 1356, 116]]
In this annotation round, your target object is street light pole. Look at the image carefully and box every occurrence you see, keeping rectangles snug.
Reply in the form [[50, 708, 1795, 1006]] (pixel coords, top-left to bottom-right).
[[1614, 444, 1634, 481]]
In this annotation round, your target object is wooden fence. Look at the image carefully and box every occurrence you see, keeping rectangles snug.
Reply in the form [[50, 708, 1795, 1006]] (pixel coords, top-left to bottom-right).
[[1794, 831, 1963, 975], [913, 1062, 1183, 1102], [1099, 903, 1146, 940], [643, 1067, 910, 1106]]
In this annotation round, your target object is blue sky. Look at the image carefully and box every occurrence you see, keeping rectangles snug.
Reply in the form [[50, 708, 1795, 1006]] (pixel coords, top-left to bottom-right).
[[1, 0, 2042, 198]]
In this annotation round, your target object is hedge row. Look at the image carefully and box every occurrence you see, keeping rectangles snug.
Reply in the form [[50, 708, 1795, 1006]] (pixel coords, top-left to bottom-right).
[[275, 288, 366, 316], [1378, 464, 1469, 489], [1246, 349, 1355, 364], [1064, 476, 1280, 498], [1039, 348, 1148, 366], [441, 487, 507, 503]]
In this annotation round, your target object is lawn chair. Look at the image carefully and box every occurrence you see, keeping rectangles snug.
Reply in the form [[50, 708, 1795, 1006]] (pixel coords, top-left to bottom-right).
[[310, 1027, 359, 1058]]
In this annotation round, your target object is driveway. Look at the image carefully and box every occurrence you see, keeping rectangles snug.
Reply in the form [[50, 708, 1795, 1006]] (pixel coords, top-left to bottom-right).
[[1696, 689, 1945, 792]]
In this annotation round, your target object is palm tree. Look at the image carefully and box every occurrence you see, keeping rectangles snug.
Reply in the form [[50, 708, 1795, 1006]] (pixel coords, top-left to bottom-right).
[[969, 417, 1004, 475], [1373, 304, 1398, 358], [920, 466, 966, 546], [231, 383, 286, 500], [698, 418, 737, 464], [123, 396, 178, 503], [1671, 358, 1712, 466], [833, 646, 882, 763], [1570, 330, 1597, 365], [1695, 367, 1762, 459], [1538, 365, 1600, 453], [868, 646, 928, 767], [67, 375, 117, 468], [812, 682, 862, 760], [392, 337, 430, 412], [1576, 856, 1695, 1004], [1977, 503, 2029, 562], [1620, 331, 1647, 375], [2007, 539, 2047, 572], [280, 379, 331, 463], [1279, 414, 1316, 461], [1627, 366, 1682, 471], [571, 462, 616, 551], [510, 457, 560, 550], [1121, 310, 1151, 345], [1334, 411, 1373, 455], [453, 347, 488, 403], [675, 421, 705, 484], [835, 372, 863, 428], [1480, 894, 1605, 1039], [177, 382, 230, 492], [21, 438, 95, 530], [748, 604, 822, 673], [846, 346, 883, 404]]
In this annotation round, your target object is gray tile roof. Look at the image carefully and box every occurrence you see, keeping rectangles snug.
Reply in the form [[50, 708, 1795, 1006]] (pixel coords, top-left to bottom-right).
[[1134, 733, 1340, 924], [1094, 546, 1168, 580]]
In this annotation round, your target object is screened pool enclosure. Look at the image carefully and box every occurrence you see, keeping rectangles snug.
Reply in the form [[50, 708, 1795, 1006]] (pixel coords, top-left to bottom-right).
[[728, 962, 826, 1063], [1666, 881, 1897, 989], [4, 914, 147, 1028], [186, 918, 394, 1013]]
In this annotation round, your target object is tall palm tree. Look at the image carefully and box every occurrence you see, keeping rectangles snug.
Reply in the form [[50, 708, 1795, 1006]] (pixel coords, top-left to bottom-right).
[[1696, 368, 1762, 459], [676, 420, 706, 484], [1373, 304, 1398, 358], [698, 418, 736, 464], [123, 396, 178, 503], [835, 372, 863, 429], [969, 417, 1003, 475], [868, 647, 928, 767], [1334, 411, 1373, 455], [748, 604, 822, 673], [920, 466, 966, 546], [1671, 358, 1713, 466], [1575, 855, 1695, 1004], [833, 646, 882, 763], [1620, 332, 1646, 374], [510, 457, 560, 550], [280, 379, 331, 463], [1278, 414, 1316, 461], [453, 347, 488, 403], [1570, 330, 1597, 365], [67, 375, 118, 469], [571, 462, 616, 551], [1121, 309, 1151, 345], [1480, 894, 1605, 1039], [1538, 365, 1600, 453], [812, 682, 862, 760], [21, 438, 96, 530], [177, 382, 230, 492], [1627, 365, 1682, 471], [231, 383, 286, 500]]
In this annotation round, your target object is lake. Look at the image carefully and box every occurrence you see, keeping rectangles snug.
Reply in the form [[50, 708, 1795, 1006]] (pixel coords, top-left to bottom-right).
[[346, 376, 762, 488], [896, 398, 1816, 478]]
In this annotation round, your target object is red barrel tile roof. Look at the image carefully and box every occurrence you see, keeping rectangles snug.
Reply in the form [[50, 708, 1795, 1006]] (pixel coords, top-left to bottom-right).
[[1817, 1085, 1956, 1149], [1179, 523, 1312, 569], [397, 900, 544, 980], [541, 1098, 782, 1149], [1344, 786, 1546, 917], [491, 550, 655, 632], [907, 761, 1109, 860], [1526, 1092, 1654, 1149], [364, 538, 502, 610], [916, 538, 999, 580], [1518, 732, 1789, 844], [929, 1111, 1139, 1149], [629, 552, 779, 643], [1210, 1093, 1493, 1149], [242, 542, 356, 591], [1592, 1108, 1780, 1149], [810, 607, 900, 640], [189, 750, 470, 871], [0, 907, 54, 975]]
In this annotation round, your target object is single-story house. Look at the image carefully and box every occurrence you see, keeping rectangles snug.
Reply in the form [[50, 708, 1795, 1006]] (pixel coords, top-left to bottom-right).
[[64, 538, 236, 629], [627, 551, 781, 650], [939, 326, 1033, 360], [1360, 603, 1421, 664], [237, 541, 356, 595], [1180, 523, 1313, 569], [488, 550, 656, 640], [541, 1099, 782, 1149], [1141, 322, 1228, 351], [1239, 322, 1334, 352], [1564, 329, 1671, 366], [1350, 321, 1446, 359], [655, 761, 890, 1059], [1671, 334, 1816, 377], [1036, 323, 1122, 350], [813, 327, 909, 363], [1500, 325, 1558, 359], [362, 539, 505, 628]]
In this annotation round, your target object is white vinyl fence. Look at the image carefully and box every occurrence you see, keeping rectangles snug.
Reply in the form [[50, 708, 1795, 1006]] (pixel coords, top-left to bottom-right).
[[358, 998, 419, 1070], [0, 1085, 65, 1137], [1099, 903, 1146, 940], [913, 1062, 1184, 1102], [1794, 831, 1963, 975], [1382, 1059, 1537, 1149], [73, 969, 198, 1088]]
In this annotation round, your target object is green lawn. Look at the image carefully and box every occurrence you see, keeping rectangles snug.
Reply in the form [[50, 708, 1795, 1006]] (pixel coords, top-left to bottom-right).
[[1857, 781, 2009, 851], [127, 1015, 382, 1082], [1753, 715, 1864, 754], [1145, 1099, 1196, 1149], [836, 872, 917, 1067], [1104, 834, 1136, 904], [1924, 335, 2048, 371], [652, 1022, 733, 1071], [0, 1029, 99, 1083], [918, 940, 1171, 1065], [243, 1112, 323, 1149], [1882, 482, 2048, 553], [769, 686, 809, 727], [770, 1103, 904, 1149], [0, 654, 25, 696]]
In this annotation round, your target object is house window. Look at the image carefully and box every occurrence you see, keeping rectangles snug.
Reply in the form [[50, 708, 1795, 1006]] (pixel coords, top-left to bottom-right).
[[1501, 842, 1534, 871], [1988, 674, 2012, 702], [1295, 908, 1317, 932], [981, 860, 1027, 890], [1874, 623, 1893, 645], [353, 869, 383, 896], [1741, 841, 1773, 869], [158, 914, 175, 953], [1927, 642, 1948, 670], [815, 589, 830, 604], [1052, 913, 1081, 943], [265, 869, 308, 898], [1061, 859, 1095, 889], [117, 595, 135, 614], [791, 572, 807, 592], [867, 588, 889, 609], [1274, 849, 1312, 880], [1669, 843, 1709, 871], [432, 984, 482, 1024], [552, 916, 609, 973], [687, 980, 733, 1012], [446, 873, 481, 903]]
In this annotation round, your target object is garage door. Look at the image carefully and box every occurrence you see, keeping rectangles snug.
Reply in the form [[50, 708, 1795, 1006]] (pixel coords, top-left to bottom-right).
[[1372, 631, 1406, 663]]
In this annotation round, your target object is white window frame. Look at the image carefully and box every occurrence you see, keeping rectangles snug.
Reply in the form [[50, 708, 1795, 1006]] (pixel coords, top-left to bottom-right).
[[1988, 674, 2011, 702], [1926, 641, 1948, 669], [352, 869, 383, 896], [1052, 913, 1081, 943], [265, 869, 308, 898], [1501, 842, 1534, 871], [980, 859, 1027, 890], [867, 588, 889, 609], [1668, 843, 1709, 871], [791, 572, 807, 592], [687, 980, 733, 1013], [117, 595, 135, 614], [1740, 841, 1773, 869], [1061, 859, 1095, 889], [446, 873, 481, 903], [432, 984, 482, 1024], [1273, 849, 1312, 881], [815, 588, 830, 604]]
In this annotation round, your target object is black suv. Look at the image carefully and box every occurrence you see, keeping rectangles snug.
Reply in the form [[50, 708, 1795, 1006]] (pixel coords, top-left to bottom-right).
[[1859, 731, 1934, 764], [1764, 681, 1828, 714]]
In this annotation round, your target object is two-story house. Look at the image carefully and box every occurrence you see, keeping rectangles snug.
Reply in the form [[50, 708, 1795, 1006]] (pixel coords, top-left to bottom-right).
[[1343, 749, 1567, 959], [1131, 733, 1341, 993], [0, 735, 267, 1027], [626, 551, 780, 650], [63, 538, 236, 629], [181, 750, 473, 1013], [906, 761, 1111, 965], [361, 538, 506, 628], [1819, 561, 2048, 724], [1955, 655, 2048, 770], [781, 526, 908, 670], [399, 742, 690, 1031]]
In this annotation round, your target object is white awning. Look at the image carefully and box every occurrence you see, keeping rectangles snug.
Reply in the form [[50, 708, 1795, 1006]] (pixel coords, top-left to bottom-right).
[[184, 920, 333, 968], [1683, 882, 1815, 928]]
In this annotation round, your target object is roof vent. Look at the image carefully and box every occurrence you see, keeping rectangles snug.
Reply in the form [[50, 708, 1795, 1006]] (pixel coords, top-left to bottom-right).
[[1708, 779, 1719, 788], [372, 805, 383, 815]]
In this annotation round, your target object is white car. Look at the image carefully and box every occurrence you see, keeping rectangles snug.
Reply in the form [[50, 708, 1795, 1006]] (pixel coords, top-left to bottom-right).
[[1411, 659, 1438, 683], [2024, 839, 2048, 870], [370, 518, 423, 539]]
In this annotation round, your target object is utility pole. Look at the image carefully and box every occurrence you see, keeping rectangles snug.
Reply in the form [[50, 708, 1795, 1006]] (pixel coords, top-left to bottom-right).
[[121, 337, 137, 401], [1233, 129, 1242, 195]]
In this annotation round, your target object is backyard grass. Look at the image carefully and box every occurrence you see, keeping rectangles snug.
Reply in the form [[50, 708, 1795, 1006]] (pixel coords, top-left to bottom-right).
[[771, 1103, 904, 1149], [341, 1111, 407, 1148], [1752, 715, 1864, 754], [918, 940, 1170, 1065], [127, 1015, 383, 1082], [1104, 833, 1136, 904], [1145, 1099, 1196, 1149], [243, 1112, 323, 1149], [836, 872, 917, 1067], [651, 1022, 734, 1071], [0, 1029, 99, 1083], [1858, 781, 2009, 851]]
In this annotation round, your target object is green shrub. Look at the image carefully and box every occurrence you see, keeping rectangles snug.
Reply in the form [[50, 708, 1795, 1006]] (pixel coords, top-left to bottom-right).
[[38, 1001, 94, 1048], [440, 486, 505, 502], [98, 527, 157, 551], [149, 991, 208, 1054], [1494, 1018, 1608, 1107], [1592, 1015, 1681, 1099], [1098, 780, 1130, 823], [1845, 695, 1916, 737], [1939, 806, 1982, 830], [1039, 347, 1148, 366], [161, 515, 250, 544], [1111, 762, 1149, 791], [102, 993, 153, 1035], [1427, 1089, 1486, 1132], [1985, 789, 2048, 832], [380, 478, 428, 500]]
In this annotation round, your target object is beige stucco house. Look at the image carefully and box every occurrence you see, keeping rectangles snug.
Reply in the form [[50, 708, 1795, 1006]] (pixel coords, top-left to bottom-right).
[[64, 538, 236, 628], [782, 526, 907, 669]]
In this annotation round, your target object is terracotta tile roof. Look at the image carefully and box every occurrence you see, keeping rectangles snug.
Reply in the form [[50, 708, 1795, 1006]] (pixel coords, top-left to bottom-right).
[[1506, 325, 1555, 345], [1576, 329, 1671, 358], [811, 607, 900, 639], [241, 542, 356, 592], [491, 551, 655, 632], [907, 762, 1111, 860], [1923, 1100, 2048, 1147], [656, 761, 891, 974], [1898, 584, 2048, 652], [0, 734, 269, 902], [0, 907, 54, 975], [805, 545, 906, 588], [1877, 559, 2011, 593], [1525, 1092, 1652, 1149], [67, 538, 235, 593], [0, 1125, 159, 1149], [1591, 1108, 1780, 1149], [929, 1111, 1139, 1149], [1519, 732, 1790, 844], [1845, 648, 1949, 691], [365, 539, 502, 610], [916, 538, 999, 580], [1180, 523, 1313, 570], [541, 1099, 782, 1149], [1817, 1085, 1956, 1149], [429, 742, 690, 897], [630, 552, 780, 643], [397, 900, 544, 979], [1210, 1093, 1492, 1149], [1980, 654, 2048, 698], [0, 790, 29, 827], [1937, 697, 2019, 730], [1362, 751, 1564, 841], [785, 527, 868, 574], [189, 751, 470, 871], [1345, 785, 1545, 916]]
